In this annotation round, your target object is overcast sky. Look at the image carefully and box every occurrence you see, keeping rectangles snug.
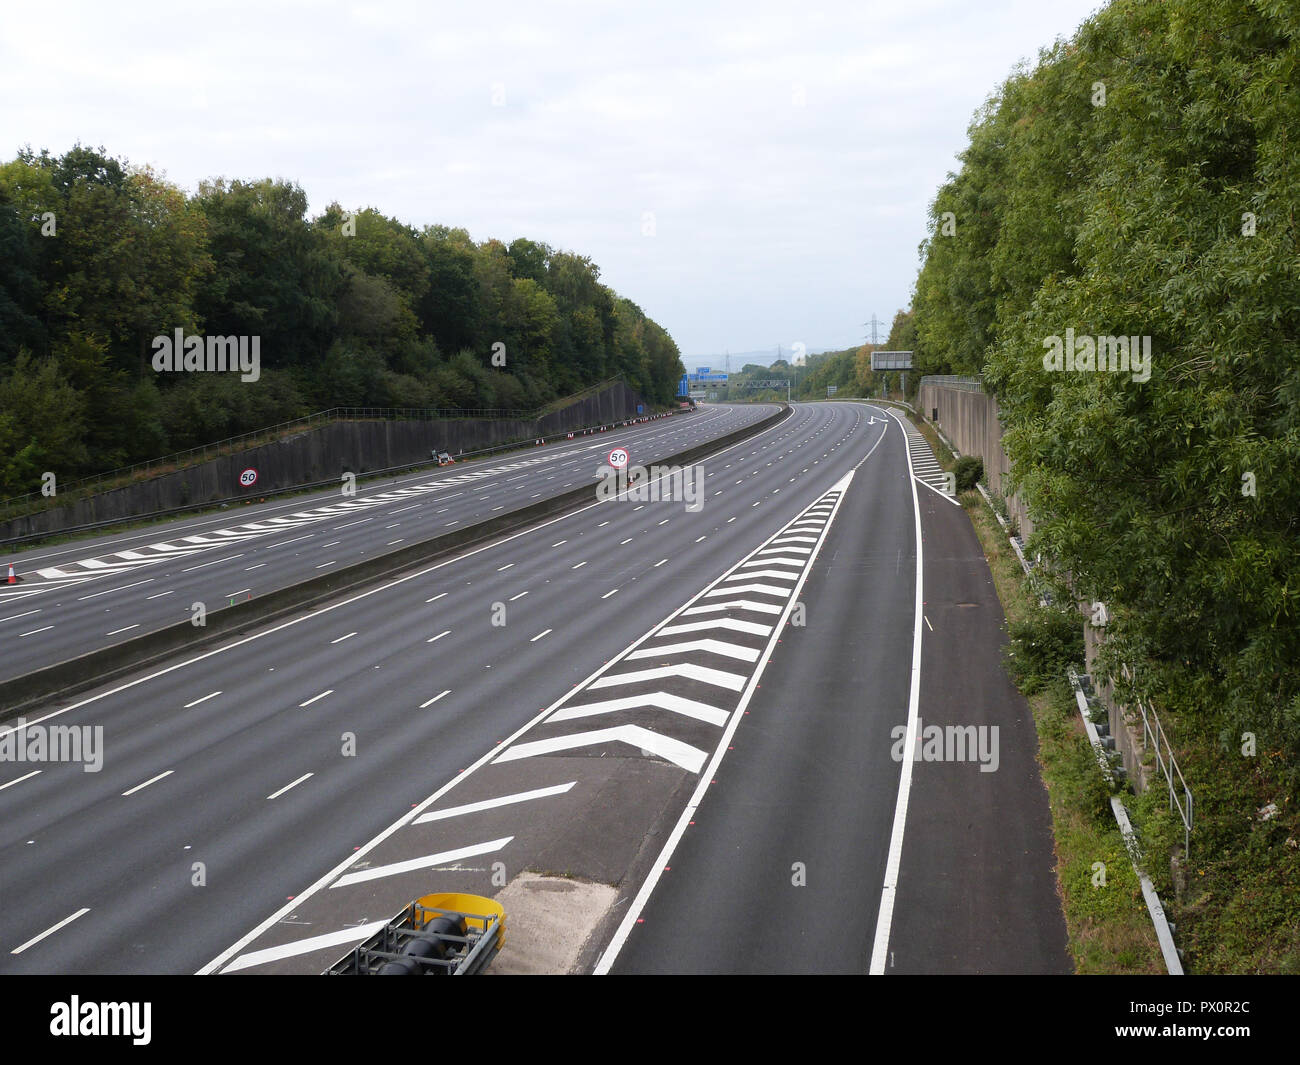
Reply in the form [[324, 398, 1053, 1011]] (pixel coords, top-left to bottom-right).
[[1, 0, 1103, 363]]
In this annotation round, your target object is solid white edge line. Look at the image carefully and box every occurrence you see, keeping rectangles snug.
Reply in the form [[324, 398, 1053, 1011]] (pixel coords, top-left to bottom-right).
[[868, 407, 925, 974]]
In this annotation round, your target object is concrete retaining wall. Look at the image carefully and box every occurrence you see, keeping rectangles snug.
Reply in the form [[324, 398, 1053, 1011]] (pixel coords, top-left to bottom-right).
[[1084, 620, 1154, 795], [1, 381, 652, 542], [917, 382, 1035, 541], [918, 381, 1158, 799]]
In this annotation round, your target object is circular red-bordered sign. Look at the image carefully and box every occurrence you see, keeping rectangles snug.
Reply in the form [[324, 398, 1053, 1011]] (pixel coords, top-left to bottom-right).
[[607, 448, 629, 469], [239, 468, 258, 487]]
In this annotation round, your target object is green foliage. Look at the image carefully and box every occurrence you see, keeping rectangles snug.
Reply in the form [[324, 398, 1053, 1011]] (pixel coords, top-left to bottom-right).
[[0, 146, 683, 500], [954, 455, 984, 492], [1005, 607, 1085, 696], [910, 1, 1300, 756]]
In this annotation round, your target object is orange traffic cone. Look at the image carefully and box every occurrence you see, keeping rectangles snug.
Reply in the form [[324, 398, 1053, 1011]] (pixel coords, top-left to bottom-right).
[[6, 563, 17, 584]]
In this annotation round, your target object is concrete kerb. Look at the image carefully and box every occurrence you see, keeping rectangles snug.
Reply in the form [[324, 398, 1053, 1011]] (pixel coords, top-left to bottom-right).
[[0, 405, 791, 720]]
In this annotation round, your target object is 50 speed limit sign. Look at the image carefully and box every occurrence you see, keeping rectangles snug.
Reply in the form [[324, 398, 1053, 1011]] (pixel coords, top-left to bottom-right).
[[607, 448, 629, 469], [239, 468, 258, 487]]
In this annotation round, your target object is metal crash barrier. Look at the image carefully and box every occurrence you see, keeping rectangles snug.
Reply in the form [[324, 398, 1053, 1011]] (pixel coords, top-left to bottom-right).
[[326, 893, 506, 976]]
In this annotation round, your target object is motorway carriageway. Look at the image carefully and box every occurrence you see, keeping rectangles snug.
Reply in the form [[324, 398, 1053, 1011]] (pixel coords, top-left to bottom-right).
[[0, 401, 1068, 975], [0, 404, 771, 684]]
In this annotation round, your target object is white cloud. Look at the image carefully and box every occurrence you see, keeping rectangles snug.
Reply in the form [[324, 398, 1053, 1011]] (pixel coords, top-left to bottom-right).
[[0, 0, 1105, 355]]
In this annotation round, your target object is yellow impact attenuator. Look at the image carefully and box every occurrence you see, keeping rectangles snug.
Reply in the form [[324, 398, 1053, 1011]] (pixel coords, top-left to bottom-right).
[[416, 893, 506, 951]]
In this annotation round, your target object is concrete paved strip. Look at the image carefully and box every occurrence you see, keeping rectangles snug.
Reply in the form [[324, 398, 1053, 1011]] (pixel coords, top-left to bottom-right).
[[486, 875, 619, 975]]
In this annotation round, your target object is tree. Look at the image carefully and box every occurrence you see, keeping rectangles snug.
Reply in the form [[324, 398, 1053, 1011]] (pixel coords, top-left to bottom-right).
[[194, 177, 344, 371]]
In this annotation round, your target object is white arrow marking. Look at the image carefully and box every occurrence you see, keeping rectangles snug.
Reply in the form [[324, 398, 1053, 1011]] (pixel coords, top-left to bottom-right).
[[496, 726, 708, 773]]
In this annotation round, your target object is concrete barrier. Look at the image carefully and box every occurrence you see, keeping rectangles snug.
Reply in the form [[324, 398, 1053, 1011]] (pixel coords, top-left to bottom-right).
[[0, 404, 790, 719]]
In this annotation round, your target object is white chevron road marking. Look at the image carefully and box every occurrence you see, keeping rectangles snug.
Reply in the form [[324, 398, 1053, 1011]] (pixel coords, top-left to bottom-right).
[[223, 921, 389, 973], [723, 569, 799, 582], [658, 617, 773, 637], [703, 582, 790, 599], [549, 692, 728, 727], [682, 599, 784, 616], [330, 837, 514, 888], [495, 725, 709, 773], [413, 782, 577, 824], [591, 662, 748, 691], [627, 638, 760, 663]]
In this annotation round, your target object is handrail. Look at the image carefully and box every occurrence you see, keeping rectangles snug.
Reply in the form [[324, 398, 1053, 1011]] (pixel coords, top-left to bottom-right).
[[918, 374, 984, 392], [1120, 664, 1193, 860]]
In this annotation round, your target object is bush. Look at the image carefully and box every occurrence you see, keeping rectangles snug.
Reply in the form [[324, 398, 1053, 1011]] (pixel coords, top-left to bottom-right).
[[954, 455, 984, 492], [1005, 607, 1084, 695]]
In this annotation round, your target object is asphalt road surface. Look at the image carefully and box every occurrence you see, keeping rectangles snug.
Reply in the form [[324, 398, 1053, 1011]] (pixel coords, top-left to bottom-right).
[[0, 401, 1067, 975], [1, 404, 772, 683]]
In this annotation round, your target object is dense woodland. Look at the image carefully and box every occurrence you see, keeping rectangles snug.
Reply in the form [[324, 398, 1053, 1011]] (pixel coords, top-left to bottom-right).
[[909, 0, 1300, 757], [0, 146, 684, 499]]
